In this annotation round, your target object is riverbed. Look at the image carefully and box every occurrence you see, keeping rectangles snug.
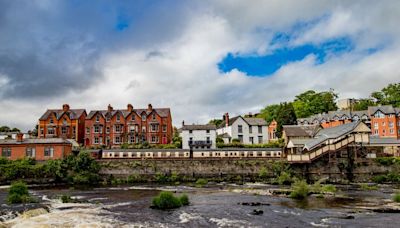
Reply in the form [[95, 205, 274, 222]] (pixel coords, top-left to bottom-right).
[[1, 183, 399, 227]]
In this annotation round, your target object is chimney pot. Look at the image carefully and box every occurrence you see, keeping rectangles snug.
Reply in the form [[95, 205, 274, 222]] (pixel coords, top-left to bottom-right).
[[16, 133, 24, 142], [108, 104, 113, 112], [148, 103, 153, 111], [127, 104, 133, 112], [62, 104, 70, 112]]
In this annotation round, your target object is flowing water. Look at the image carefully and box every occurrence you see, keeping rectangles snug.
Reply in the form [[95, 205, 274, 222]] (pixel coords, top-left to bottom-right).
[[0, 183, 399, 227]]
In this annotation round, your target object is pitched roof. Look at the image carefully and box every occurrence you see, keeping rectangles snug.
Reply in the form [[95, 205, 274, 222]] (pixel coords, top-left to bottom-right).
[[0, 138, 71, 145], [283, 125, 319, 137], [182, 124, 216, 131], [39, 109, 86, 121], [368, 105, 396, 115], [218, 116, 267, 128], [86, 108, 171, 120]]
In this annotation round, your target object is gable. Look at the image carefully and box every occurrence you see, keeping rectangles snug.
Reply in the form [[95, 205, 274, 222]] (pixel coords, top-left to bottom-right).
[[353, 122, 371, 133]]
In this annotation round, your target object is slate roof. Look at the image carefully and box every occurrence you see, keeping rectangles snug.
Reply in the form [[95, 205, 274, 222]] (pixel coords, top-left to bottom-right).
[[86, 108, 171, 120], [304, 121, 362, 151], [368, 105, 396, 115], [0, 138, 71, 145], [218, 116, 267, 128], [39, 109, 86, 121], [283, 125, 319, 137], [182, 124, 216, 131]]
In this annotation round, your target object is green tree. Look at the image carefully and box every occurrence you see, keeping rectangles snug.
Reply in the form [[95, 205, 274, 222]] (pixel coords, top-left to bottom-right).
[[352, 99, 375, 111], [257, 104, 280, 124], [292, 90, 338, 118], [208, 119, 223, 127], [371, 83, 400, 107], [275, 102, 297, 138], [0, 126, 10, 132]]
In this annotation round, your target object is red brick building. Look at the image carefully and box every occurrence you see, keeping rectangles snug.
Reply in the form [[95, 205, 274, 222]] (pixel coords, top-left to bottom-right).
[[84, 104, 173, 148], [268, 120, 278, 142], [38, 104, 87, 144], [0, 133, 72, 160]]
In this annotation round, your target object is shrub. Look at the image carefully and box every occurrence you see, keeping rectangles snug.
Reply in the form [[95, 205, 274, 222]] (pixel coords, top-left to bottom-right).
[[195, 178, 208, 187], [179, 194, 189, 206], [258, 167, 268, 179], [152, 191, 186, 209], [372, 175, 387, 184], [321, 184, 337, 193], [61, 194, 76, 203], [393, 193, 400, 203], [290, 180, 309, 199], [360, 183, 379, 191], [7, 181, 33, 204], [277, 171, 293, 185]]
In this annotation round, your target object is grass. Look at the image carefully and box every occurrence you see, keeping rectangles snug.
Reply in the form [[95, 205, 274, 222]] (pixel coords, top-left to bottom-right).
[[151, 191, 190, 209], [360, 183, 379, 191], [393, 193, 400, 203], [195, 178, 208, 187], [290, 180, 309, 199]]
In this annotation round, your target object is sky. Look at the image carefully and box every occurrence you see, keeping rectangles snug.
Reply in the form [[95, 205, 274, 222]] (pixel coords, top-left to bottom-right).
[[0, 0, 400, 131]]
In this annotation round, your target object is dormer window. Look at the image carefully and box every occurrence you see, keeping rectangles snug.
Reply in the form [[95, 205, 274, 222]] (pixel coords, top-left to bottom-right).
[[152, 113, 156, 120], [63, 118, 67, 125], [49, 118, 54, 124], [131, 115, 135, 121], [116, 114, 120, 122], [96, 115, 100, 122], [142, 114, 146, 121], [374, 111, 385, 118]]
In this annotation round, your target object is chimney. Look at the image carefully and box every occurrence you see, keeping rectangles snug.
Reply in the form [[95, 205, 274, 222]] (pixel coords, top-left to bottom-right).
[[16, 133, 24, 142], [108, 104, 113, 112], [127, 104, 133, 112], [225, 113, 229, 127], [182, 120, 185, 127], [148, 103, 153, 111], [62, 104, 70, 112]]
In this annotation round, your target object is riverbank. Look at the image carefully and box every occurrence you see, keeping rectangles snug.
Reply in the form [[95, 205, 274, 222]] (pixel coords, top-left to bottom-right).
[[1, 183, 400, 227]]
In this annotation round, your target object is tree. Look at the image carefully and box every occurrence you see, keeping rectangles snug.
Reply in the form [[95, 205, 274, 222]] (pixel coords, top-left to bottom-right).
[[0, 126, 10, 132], [292, 90, 338, 118], [257, 104, 280, 124], [275, 102, 297, 138], [371, 83, 400, 107], [208, 119, 223, 127], [352, 99, 375, 111]]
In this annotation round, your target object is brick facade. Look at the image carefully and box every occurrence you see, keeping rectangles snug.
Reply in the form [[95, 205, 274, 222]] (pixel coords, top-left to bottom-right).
[[38, 104, 87, 144], [84, 104, 173, 148]]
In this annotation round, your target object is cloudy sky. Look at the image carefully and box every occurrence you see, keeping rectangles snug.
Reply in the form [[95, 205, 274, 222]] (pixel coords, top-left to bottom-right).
[[1, 0, 399, 131]]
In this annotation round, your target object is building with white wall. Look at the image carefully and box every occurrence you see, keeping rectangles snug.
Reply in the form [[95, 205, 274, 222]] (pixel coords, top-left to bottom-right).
[[216, 113, 269, 144], [181, 123, 217, 149]]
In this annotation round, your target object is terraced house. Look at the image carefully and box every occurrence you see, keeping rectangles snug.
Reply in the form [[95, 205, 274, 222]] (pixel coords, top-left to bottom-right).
[[297, 105, 400, 139], [84, 104, 173, 148], [38, 104, 87, 144]]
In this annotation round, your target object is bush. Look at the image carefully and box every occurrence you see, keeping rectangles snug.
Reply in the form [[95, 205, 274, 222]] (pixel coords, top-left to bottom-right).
[[276, 171, 293, 185], [7, 181, 33, 204], [290, 180, 309, 199], [195, 178, 208, 187], [360, 183, 379, 191], [151, 191, 189, 209], [321, 184, 337, 193], [393, 193, 400, 203], [258, 167, 268, 179]]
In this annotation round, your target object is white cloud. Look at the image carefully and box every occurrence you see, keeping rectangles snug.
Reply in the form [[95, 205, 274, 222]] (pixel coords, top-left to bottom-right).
[[1, 0, 400, 131]]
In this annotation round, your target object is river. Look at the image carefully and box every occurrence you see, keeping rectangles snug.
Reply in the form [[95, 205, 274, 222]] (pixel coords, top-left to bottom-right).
[[1, 183, 399, 227]]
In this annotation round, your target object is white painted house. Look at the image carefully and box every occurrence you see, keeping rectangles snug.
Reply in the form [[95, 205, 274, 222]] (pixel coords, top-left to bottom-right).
[[181, 123, 217, 149], [216, 113, 269, 144]]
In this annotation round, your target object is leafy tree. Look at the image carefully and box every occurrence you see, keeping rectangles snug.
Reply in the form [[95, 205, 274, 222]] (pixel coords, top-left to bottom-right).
[[275, 102, 297, 138], [0, 126, 10, 132], [352, 99, 375, 111], [208, 119, 223, 127], [292, 90, 338, 118], [371, 83, 400, 107], [257, 104, 280, 124]]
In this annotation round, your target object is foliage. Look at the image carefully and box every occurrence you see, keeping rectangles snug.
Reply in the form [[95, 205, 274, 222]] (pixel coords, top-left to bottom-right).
[[258, 167, 268, 179], [375, 157, 400, 166], [371, 83, 400, 107], [209, 119, 223, 127], [0, 126, 20, 132], [60, 194, 80, 203], [352, 99, 376, 111], [151, 191, 189, 210], [321, 185, 337, 193], [275, 102, 297, 138], [195, 178, 208, 187], [276, 171, 293, 185], [7, 181, 33, 204], [393, 193, 400, 203], [290, 179, 310, 199], [372, 172, 400, 184], [231, 138, 241, 143], [360, 183, 379, 191], [216, 136, 224, 144], [292, 90, 338, 118], [257, 104, 281, 124]]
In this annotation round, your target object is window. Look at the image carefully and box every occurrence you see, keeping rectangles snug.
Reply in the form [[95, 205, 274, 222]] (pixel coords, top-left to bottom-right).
[[151, 124, 159, 132], [258, 126, 262, 134], [94, 137, 99, 144], [374, 111, 385, 118], [96, 115, 100, 122], [129, 125, 135, 133], [72, 127, 76, 135], [382, 122, 386, 126], [249, 137, 254, 144], [389, 121, 394, 128], [206, 129, 210, 134], [86, 127, 90, 134], [115, 125, 121, 133], [142, 114, 146, 121], [49, 118, 54, 124], [61, 126, 67, 134], [106, 127, 110, 134], [152, 113, 156, 120], [1, 148, 11, 157], [238, 135, 243, 143], [131, 115, 135, 121], [116, 114, 120, 122], [206, 137, 210, 143], [44, 147, 54, 157], [389, 114, 394, 118], [258, 136, 263, 143], [189, 130, 193, 134], [374, 122, 378, 129], [249, 127, 252, 134], [94, 126, 100, 133], [40, 128, 44, 136], [106, 116, 110, 122], [142, 126, 146, 133], [129, 136, 135, 144], [238, 125, 243, 133], [390, 129, 394, 134], [115, 136, 121, 144], [162, 125, 167, 132], [151, 136, 158, 143], [47, 128, 55, 135], [374, 129, 379, 135], [26, 147, 35, 158]]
